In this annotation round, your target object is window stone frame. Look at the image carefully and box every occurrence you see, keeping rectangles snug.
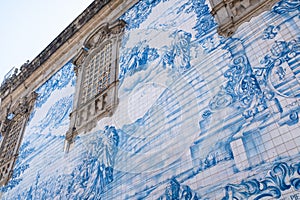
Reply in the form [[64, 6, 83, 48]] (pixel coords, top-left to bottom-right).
[[80, 40, 113, 104], [65, 20, 125, 152], [209, 0, 280, 37], [0, 92, 37, 186]]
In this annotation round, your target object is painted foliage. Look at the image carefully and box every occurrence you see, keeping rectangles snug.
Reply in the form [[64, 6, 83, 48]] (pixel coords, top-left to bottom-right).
[[1, 0, 299, 199]]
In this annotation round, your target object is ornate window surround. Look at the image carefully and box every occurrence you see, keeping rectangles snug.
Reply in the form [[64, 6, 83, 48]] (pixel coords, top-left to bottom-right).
[[0, 92, 37, 186], [209, 0, 280, 37], [80, 41, 113, 104], [65, 20, 126, 152]]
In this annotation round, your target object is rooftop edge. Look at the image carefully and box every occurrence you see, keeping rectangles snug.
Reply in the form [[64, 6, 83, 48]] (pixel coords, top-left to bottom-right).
[[0, 0, 111, 98]]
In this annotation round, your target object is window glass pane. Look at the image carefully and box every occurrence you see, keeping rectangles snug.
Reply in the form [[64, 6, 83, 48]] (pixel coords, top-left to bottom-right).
[[81, 42, 112, 104]]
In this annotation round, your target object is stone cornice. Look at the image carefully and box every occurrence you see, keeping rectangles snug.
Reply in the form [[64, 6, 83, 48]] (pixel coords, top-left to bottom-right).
[[209, 0, 280, 37], [0, 0, 111, 98]]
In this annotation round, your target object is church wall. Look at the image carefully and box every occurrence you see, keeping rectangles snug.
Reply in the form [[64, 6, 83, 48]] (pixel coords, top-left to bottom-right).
[[0, 0, 299, 199]]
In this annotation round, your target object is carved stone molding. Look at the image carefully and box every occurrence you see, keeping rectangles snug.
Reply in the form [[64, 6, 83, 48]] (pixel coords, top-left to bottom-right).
[[0, 0, 112, 99], [64, 20, 125, 152], [209, 0, 280, 37], [0, 92, 37, 186]]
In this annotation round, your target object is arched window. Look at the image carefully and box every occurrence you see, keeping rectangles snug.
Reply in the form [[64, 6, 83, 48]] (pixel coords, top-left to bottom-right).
[[0, 92, 37, 185], [65, 20, 125, 152], [81, 41, 113, 104]]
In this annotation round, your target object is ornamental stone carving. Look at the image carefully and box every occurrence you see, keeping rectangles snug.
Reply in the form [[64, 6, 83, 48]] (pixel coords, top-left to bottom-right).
[[209, 0, 280, 37], [0, 0, 112, 99], [0, 92, 37, 186], [64, 20, 126, 152]]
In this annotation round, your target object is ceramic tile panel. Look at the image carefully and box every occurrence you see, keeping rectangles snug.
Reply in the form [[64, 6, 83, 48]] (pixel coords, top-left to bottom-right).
[[0, 0, 299, 199]]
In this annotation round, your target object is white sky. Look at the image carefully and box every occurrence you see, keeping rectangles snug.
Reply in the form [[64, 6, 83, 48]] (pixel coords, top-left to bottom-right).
[[0, 0, 94, 83]]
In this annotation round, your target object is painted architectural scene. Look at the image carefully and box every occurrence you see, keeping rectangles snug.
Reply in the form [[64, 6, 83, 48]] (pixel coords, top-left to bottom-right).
[[0, 0, 299, 199]]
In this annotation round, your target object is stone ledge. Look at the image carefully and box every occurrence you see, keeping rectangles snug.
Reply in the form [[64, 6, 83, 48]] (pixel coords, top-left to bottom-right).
[[0, 0, 111, 98], [209, 0, 280, 37]]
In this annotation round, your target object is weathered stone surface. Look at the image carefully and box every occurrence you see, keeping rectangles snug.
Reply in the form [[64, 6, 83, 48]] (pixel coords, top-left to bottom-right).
[[0, 92, 37, 186], [209, 0, 280, 37], [65, 20, 125, 152], [0, 0, 111, 98]]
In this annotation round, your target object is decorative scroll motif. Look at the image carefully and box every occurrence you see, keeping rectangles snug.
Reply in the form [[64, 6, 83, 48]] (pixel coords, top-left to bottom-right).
[[260, 38, 300, 98], [263, 25, 280, 40], [209, 0, 280, 37], [222, 162, 300, 199], [163, 177, 201, 200], [207, 39, 266, 120], [0, 92, 37, 186], [272, 0, 300, 14], [224, 55, 263, 110], [65, 20, 126, 152]]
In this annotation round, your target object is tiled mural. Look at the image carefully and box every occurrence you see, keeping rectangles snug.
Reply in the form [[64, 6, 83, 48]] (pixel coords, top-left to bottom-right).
[[0, 0, 299, 199]]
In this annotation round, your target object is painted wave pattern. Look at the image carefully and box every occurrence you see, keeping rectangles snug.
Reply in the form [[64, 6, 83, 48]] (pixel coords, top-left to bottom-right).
[[0, 0, 299, 199]]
